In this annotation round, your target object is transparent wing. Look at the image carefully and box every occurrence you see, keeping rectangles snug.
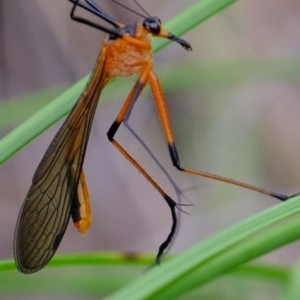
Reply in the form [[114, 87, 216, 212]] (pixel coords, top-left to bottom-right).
[[14, 47, 107, 274]]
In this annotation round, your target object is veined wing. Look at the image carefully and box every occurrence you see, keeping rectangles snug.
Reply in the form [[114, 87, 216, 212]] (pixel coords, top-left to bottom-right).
[[14, 46, 107, 274]]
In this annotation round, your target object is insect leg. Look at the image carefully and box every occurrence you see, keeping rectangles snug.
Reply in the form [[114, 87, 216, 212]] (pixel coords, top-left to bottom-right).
[[147, 70, 290, 201], [107, 66, 178, 262]]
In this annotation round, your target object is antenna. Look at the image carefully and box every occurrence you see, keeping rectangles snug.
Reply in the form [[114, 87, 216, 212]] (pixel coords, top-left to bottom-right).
[[111, 0, 150, 19], [133, 0, 150, 17]]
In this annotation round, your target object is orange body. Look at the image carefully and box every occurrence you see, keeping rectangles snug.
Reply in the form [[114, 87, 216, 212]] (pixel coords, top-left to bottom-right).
[[13, 7, 191, 273]]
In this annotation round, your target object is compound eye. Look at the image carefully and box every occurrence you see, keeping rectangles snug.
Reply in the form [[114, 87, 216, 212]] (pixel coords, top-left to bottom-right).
[[143, 16, 162, 34]]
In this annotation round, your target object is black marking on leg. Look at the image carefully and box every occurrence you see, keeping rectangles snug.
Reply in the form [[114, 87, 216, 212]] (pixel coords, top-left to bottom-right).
[[274, 193, 292, 201], [107, 121, 121, 140], [156, 195, 177, 264], [168, 143, 183, 170]]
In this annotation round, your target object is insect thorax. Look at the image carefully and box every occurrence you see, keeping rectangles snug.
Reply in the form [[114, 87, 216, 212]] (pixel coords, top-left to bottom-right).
[[104, 28, 153, 78]]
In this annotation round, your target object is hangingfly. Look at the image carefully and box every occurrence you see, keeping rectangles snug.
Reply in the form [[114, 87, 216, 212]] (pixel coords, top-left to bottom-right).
[[13, 0, 293, 274]]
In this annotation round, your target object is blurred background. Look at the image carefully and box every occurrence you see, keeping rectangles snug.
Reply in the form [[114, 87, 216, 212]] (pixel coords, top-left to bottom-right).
[[0, 0, 300, 298]]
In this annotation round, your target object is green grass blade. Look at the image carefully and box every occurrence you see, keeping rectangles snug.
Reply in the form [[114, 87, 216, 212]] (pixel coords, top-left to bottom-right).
[[233, 263, 288, 282], [0, 258, 289, 297], [281, 258, 300, 300], [152, 0, 237, 51], [0, 87, 64, 128], [0, 79, 87, 163], [0, 252, 155, 273]]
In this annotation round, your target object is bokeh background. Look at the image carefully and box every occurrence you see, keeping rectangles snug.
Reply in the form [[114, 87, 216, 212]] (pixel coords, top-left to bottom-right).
[[0, 0, 300, 298]]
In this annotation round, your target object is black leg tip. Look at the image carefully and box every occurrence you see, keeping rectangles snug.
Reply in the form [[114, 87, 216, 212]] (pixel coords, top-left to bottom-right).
[[272, 192, 300, 201], [272, 192, 289, 201]]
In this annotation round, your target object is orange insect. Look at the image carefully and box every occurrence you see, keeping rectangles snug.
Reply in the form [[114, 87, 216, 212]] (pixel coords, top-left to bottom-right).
[[14, 0, 292, 274]]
